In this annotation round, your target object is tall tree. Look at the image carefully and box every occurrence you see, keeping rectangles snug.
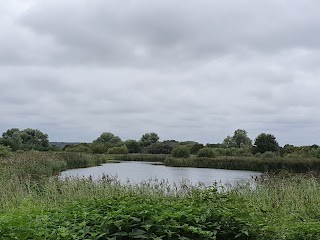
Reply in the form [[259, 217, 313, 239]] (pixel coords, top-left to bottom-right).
[[254, 133, 279, 153], [139, 132, 159, 147], [232, 129, 252, 147], [93, 132, 122, 145], [222, 129, 252, 148], [1, 128, 49, 151]]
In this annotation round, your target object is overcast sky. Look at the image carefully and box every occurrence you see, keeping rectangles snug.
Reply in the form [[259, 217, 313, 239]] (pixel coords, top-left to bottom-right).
[[1, 0, 320, 145]]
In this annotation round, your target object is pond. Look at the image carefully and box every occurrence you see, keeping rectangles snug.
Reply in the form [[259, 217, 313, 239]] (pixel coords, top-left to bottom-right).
[[60, 161, 262, 188]]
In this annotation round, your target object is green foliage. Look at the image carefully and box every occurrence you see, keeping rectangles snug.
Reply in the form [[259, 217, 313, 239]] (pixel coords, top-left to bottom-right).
[[0, 174, 320, 239], [107, 146, 129, 154], [222, 135, 237, 148], [222, 129, 252, 148], [233, 129, 252, 147], [254, 133, 279, 154], [142, 142, 172, 154], [310, 148, 320, 158], [64, 144, 92, 153], [139, 132, 159, 147], [165, 156, 320, 172], [20, 128, 49, 150], [93, 132, 122, 145], [197, 147, 216, 158], [90, 143, 110, 154], [124, 139, 141, 153], [0, 151, 320, 239], [0, 145, 12, 157], [190, 143, 204, 155], [171, 145, 190, 158], [261, 151, 277, 159], [1, 128, 49, 151], [115, 154, 168, 162]]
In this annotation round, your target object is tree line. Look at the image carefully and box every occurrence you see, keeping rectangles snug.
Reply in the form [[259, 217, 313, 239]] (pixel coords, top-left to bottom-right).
[[0, 128, 319, 158]]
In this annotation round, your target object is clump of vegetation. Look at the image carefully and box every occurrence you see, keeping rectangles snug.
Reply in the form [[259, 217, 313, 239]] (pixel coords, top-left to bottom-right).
[[0, 145, 12, 157], [171, 145, 190, 158], [262, 151, 277, 158], [107, 145, 129, 154], [197, 147, 216, 158], [115, 154, 168, 162]]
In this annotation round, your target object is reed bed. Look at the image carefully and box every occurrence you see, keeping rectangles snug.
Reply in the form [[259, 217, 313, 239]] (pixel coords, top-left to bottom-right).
[[165, 156, 320, 173]]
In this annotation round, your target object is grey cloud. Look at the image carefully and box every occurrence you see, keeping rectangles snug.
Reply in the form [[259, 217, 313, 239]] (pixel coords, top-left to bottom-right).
[[1, 0, 320, 145]]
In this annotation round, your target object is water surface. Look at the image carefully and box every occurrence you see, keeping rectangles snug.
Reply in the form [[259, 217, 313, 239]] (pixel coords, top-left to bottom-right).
[[60, 161, 262, 188]]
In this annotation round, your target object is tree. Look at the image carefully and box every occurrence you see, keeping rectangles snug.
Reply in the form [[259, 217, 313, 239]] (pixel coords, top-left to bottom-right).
[[1, 128, 22, 151], [143, 142, 172, 154], [93, 132, 122, 145], [19, 128, 49, 150], [1, 128, 49, 151], [91, 132, 122, 154], [139, 132, 159, 147], [254, 133, 279, 154], [232, 129, 252, 147], [124, 140, 141, 153], [222, 136, 237, 148], [222, 129, 252, 148]]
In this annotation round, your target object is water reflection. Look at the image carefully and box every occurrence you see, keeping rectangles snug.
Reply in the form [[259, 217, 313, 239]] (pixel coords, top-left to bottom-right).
[[60, 161, 262, 188]]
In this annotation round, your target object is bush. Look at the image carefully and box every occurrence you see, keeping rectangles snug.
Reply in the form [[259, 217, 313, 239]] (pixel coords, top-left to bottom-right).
[[310, 148, 320, 158], [0, 145, 12, 157], [143, 142, 173, 154], [197, 147, 216, 158], [171, 146, 190, 158], [64, 144, 92, 153], [261, 151, 277, 159], [107, 146, 129, 154]]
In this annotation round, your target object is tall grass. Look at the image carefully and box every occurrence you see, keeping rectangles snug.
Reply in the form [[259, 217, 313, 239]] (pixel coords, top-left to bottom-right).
[[0, 152, 108, 180], [165, 156, 320, 172]]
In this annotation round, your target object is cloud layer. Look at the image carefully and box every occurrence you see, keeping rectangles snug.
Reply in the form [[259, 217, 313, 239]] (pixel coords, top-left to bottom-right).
[[1, 0, 320, 145]]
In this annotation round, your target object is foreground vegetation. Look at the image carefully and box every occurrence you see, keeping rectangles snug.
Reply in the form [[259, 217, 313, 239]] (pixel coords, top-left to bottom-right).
[[0, 152, 319, 239]]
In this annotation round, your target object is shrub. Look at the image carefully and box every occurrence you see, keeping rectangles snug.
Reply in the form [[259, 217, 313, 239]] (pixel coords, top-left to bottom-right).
[[143, 142, 173, 154], [261, 151, 277, 159], [107, 146, 129, 154], [190, 143, 204, 155], [197, 147, 216, 158], [310, 148, 320, 158], [64, 144, 92, 153], [171, 146, 190, 158], [0, 145, 12, 157]]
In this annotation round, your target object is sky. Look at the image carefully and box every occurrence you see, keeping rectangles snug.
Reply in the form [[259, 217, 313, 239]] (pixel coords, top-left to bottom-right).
[[1, 0, 320, 146]]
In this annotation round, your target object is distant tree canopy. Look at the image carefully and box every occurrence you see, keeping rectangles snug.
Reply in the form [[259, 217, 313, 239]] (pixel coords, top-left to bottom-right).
[[254, 133, 279, 154], [222, 129, 252, 148], [0, 128, 49, 151], [124, 140, 141, 153], [139, 132, 159, 147], [143, 142, 173, 154], [93, 132, 122, 145], [91, 132, 123, 154]]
